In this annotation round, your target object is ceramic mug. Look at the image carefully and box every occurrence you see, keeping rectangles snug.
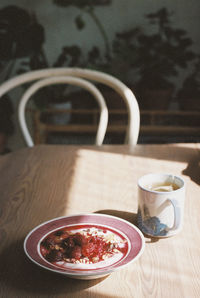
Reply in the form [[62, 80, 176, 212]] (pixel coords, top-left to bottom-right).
[[137, 173, 185, 237]]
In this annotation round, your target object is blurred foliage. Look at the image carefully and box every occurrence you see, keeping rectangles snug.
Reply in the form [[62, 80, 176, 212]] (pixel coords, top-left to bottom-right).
[[116, 8, 196, 91], [0, 4, 198, 114], [0, 5, 45, 71], [0, 94, 14, 135], [53, 0, 112, 58], [54, 0, 111, 8], [0, 5, 45, 135], [177, 55, 200, 99], [135, 8, 196, 90]]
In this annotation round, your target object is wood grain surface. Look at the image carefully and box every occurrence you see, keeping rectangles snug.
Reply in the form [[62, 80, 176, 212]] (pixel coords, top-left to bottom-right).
[[0, 143, 199, 298]]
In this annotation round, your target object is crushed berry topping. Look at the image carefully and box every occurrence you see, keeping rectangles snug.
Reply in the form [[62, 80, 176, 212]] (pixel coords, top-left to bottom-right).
[[40, 226, 128, 265]]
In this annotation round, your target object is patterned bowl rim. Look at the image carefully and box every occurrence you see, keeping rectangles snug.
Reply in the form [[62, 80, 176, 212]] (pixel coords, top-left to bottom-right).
[[24, 213, 145, 278]]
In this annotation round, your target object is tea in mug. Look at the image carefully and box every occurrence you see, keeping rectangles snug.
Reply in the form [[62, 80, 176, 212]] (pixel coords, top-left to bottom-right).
[[147, 182, 180, 192]]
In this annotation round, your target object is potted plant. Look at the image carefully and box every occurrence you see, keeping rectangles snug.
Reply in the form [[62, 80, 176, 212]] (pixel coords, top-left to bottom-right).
[[52, 0, 114, 123], [0, 5, 44, 152], [24, 0, 113, 123], [82, 28, 141, 123], [132, 8, 196, 110], [177, 55, 200, 111], [53, 0, 112, 59]]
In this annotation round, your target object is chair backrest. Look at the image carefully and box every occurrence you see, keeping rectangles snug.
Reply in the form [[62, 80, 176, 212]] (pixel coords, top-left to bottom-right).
[[0, 68, 140, 146], [18, 76, 108, 146]]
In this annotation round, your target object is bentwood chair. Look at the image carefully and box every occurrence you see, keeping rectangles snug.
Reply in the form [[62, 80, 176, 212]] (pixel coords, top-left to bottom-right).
[[18, 76, 108, 146], [0, 68, 140, 146]]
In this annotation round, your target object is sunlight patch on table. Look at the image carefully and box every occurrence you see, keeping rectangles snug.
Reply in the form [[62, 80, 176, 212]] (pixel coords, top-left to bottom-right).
[[62, 149, 187, 215]]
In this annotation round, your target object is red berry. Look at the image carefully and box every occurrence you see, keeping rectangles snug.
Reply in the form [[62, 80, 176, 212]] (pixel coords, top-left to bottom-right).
[[70, 245, 82, 259], [63, 236, 75, 249], [82, 243, 95, 257], [73, 233, 87, 246], [46, 249, 64, 262]]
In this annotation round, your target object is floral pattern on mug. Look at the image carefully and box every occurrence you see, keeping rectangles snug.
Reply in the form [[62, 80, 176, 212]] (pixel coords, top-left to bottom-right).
[[137, 205, 169, 237]]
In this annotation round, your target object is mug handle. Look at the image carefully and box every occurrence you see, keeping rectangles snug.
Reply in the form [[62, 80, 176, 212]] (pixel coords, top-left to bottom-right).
[[166, 199, 181, 231]]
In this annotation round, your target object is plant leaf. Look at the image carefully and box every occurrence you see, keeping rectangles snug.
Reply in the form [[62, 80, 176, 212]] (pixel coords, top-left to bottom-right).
[[75, 15, 85, 30]]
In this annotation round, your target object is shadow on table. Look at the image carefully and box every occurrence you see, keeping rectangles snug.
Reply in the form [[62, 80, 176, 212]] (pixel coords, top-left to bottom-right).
[[96, 209, 159, 243], [182, 155, 200, 185], [0, 238, 111, 297]]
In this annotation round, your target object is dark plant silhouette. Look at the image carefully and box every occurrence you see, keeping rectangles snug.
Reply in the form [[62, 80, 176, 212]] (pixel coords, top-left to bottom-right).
[[85, 7, 196, 92], [0, 95, 14, 139], [0, 5, 45, 80], [177, 55, 200, 99], [176, 55, 200, 110], [134, 8, 196, 90], [0, 5, 45, 147], [53, 0, 112, 58]]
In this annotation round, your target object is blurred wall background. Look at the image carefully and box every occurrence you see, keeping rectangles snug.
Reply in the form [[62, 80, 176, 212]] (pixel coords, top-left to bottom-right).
[[0, 0, 199, 151]]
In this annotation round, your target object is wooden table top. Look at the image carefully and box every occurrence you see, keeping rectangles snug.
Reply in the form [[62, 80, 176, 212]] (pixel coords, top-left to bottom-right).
[[0, 143, 199, 298]]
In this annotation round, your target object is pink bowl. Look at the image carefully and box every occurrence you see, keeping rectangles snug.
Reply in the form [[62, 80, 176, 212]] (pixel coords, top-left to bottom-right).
[[24, 213, 145, 279]]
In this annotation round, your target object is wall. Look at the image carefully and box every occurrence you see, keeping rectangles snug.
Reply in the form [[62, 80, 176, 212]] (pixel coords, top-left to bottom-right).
[[1, 0, 199, 62], [0, 0, 199, 151]]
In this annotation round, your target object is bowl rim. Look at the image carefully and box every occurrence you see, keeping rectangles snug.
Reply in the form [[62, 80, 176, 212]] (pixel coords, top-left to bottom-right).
[[24, 213, 145, 277]]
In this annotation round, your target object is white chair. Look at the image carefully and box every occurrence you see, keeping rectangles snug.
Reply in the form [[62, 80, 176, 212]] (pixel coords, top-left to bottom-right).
[[0, 68, 140, 146], [18, 76, 108, 146]]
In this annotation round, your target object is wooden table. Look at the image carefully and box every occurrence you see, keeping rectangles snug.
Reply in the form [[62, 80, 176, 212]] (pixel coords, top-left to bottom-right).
[[0, 143, 199, 298]]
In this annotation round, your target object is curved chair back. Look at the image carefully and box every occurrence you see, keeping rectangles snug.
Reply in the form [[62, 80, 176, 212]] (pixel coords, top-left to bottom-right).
[[0, 68, 140, 146], [18, 76, 108, 146]]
